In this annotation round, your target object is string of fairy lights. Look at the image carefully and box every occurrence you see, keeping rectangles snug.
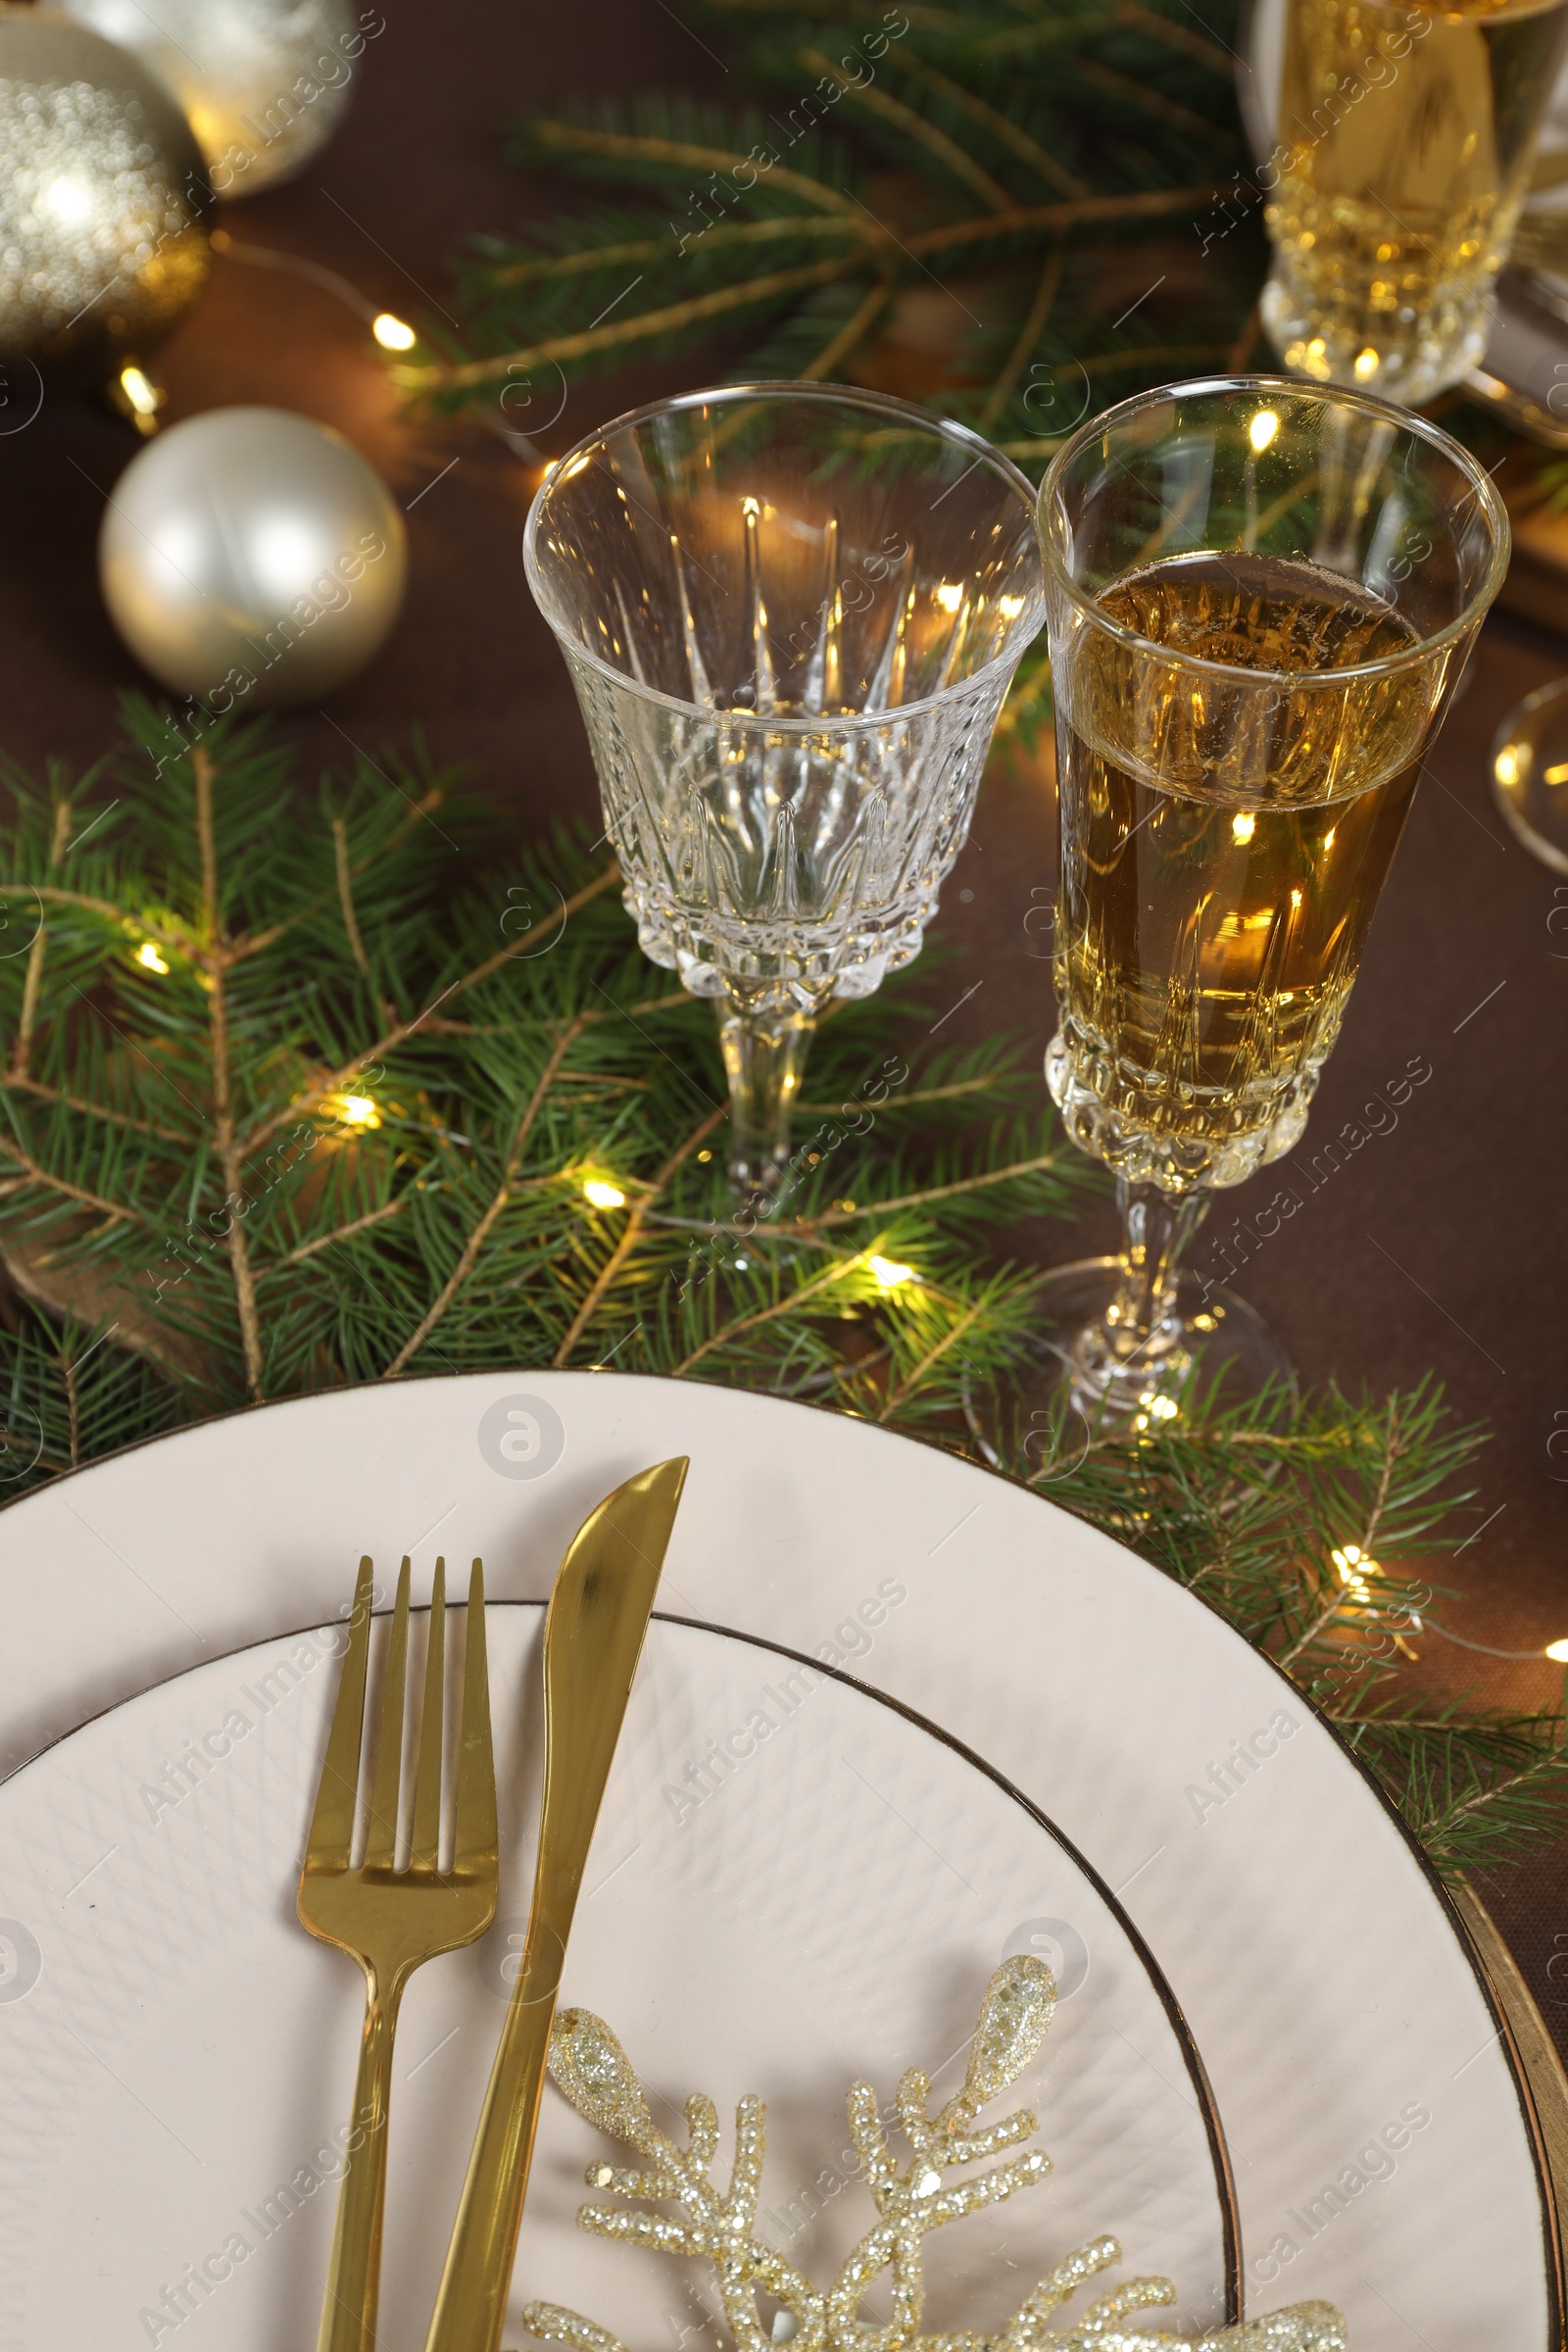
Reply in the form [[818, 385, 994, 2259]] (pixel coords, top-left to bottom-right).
[[103, 230, 1568, 1684]]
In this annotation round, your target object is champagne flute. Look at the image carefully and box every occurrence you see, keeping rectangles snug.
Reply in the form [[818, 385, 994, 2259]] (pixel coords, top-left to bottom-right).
[[1261, 0, 1568, 407], [981, 375, 1508, 1445], [1492, 673, 1568, 870], [524, 383, 1043, 1200]]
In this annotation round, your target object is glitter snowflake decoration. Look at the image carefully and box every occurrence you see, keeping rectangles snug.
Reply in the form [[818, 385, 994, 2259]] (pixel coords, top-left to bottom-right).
[[519, 1957, 1345, 2352]]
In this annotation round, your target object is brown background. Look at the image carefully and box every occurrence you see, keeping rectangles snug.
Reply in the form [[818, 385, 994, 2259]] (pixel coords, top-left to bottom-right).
[[3, 5, 1568, 2042]]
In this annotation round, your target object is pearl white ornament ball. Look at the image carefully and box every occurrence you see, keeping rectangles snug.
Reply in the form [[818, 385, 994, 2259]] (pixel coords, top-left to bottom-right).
[[99, 407, 408, 708], [61, 0, 366, 196]]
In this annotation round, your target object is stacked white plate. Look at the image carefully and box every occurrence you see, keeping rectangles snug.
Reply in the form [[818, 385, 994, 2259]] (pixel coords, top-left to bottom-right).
[[0, 1373, 1554, 2348]]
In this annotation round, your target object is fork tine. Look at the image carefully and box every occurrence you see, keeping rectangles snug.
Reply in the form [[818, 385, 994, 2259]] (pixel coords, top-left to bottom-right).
[[365, 1556, 412, 1869], [455, 1560, 497, 1868], [411, 1557, 446, 1874], [305, 1556, 374, 1867]]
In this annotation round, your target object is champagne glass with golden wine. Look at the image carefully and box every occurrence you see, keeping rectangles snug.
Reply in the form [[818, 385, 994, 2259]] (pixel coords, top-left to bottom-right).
[[1262, 0, 1568, 405], [980, 377, 1508, 1446]]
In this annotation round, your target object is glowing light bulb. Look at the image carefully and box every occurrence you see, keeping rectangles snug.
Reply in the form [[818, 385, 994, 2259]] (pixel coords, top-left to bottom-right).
[[584, 1177, 626, 1209], [1331, 1543, 1377, 1601], [135, 941, 170, 974], [1546, 1639, 1568, 1663], [119, 366, 159, 416], [935, 582, 964, 612], [1494, 745, 1522, 786], [1353, 348, 1379, 380], [870, 1254, 916, 1290], [336, 1094, 380, 1130], [1231, 810, 1255, 844], [372, 312, 416, 351], [1248, 409, 1280, 454]]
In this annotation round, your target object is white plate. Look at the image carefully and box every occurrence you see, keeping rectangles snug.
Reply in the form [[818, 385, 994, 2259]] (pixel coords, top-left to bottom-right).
[[0, 1609, 1232, 2350], [0, 1371, 1555, 2346]]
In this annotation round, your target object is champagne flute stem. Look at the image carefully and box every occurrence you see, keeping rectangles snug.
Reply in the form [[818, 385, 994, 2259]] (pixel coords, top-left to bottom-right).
[[716, 1000, 816, 1199], [1104, 1178, 1211, 1362]]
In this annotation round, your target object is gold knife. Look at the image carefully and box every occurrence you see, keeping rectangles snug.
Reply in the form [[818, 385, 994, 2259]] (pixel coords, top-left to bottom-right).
[[423, 1456, 689, 2352]]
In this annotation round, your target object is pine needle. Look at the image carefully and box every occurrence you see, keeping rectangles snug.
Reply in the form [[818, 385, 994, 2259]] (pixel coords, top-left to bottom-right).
[[0, 708, 1555, 1878], [397, 6, 1258, 451]]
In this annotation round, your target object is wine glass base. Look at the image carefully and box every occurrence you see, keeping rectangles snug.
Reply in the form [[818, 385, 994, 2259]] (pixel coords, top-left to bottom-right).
[[964, 1255, 1297, 1469], [1492, 675, 1568, 875]]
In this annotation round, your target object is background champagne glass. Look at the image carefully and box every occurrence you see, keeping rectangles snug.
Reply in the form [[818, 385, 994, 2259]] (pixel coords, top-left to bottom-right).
[[980, 375, 1508, 1446], [1492, 673, 1568, 869], [524, 384, 1043, 1200], [1261, 0, 1568, 406]]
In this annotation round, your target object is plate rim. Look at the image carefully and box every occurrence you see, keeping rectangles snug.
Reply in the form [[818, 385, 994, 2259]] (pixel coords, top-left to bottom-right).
[[0, 1363, 1560, 2327], [0, 1592, 1244, 2328]]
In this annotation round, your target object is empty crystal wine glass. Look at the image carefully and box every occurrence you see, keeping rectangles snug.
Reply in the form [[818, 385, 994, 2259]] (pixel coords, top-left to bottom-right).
[[524, 383, 1044, 1199]]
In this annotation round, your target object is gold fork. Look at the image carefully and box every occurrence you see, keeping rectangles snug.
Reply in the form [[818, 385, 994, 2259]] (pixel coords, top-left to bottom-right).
[[299, 1553, 499, 2352]]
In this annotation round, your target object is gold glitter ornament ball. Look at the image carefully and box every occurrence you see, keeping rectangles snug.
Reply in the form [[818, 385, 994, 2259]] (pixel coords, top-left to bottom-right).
[[59, 0, 367, 198], [0, 5, 212, 384]]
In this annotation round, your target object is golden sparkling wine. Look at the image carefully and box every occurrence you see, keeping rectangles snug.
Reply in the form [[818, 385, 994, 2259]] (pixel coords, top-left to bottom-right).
[[1049, 553, 1430, 1192], [1262, 0, 1568, 403]]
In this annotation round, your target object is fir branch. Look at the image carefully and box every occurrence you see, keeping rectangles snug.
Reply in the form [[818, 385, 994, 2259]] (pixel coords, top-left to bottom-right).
[[554, 1102, 731, 1365], [670, 1237, 887, 1375], [973, 2, 1235, 74], [1072, 56, 1240, 145], [875, 1286, 990, 1421], [891, 53, 1088, 199], [398, 252, 869, 394], [2, 1073, 187, 1146], [414, 2, 1253, 436], [799, 47, 1015, 210], [978, 245, 1064, 432], [0, 1133, 138, 1225], [384, 1014, 591, 1377], [0, 709, 1553, 1884], [523, 119, 861, 216], [801, 271, 899, 379], [475, 215, 863, 289], [193, 750, 265, 1399], [820, 115, 1224, 245], [767, 1147, 1082, 1230], [241, 864, 622, 1153], [1329, 1700, 1568, 1879]]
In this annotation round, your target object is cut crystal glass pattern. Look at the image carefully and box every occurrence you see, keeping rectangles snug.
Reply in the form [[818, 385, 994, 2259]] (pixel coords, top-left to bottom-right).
[[526, 385, 1043, 1190]]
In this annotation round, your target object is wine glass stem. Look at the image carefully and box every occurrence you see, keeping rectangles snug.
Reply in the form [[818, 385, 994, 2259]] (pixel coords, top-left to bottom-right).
[[1104, 1178, 1211, 1364], [717, 1001, 817, 1198]]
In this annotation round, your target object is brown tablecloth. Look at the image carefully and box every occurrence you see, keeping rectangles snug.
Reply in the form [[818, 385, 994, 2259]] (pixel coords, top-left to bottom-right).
[[2, 0, 1567, 2062]]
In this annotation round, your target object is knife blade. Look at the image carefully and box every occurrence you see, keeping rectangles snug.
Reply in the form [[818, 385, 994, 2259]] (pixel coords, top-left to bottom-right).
[[423, 1455, 689, 2352]]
